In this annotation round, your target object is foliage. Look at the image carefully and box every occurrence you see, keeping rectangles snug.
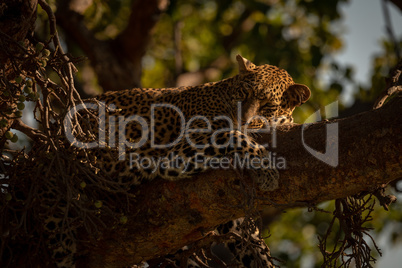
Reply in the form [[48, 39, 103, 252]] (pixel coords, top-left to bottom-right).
[[358, 39, 402, 102], [47, 0, 352, 121], [142, 0, 351, 121]]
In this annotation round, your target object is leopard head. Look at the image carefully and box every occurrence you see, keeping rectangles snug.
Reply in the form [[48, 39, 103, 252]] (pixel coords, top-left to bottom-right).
[[235, 54, 310, 125]]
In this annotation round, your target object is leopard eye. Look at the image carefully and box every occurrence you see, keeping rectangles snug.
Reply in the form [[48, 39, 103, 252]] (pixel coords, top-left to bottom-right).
[[260, 102, 279, 111]]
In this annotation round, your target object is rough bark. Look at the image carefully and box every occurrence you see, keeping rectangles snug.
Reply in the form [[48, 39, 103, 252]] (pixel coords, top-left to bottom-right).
[[76, 96, 402, 267], [55, 0, 168, 91], [0, 0, 37, 61]]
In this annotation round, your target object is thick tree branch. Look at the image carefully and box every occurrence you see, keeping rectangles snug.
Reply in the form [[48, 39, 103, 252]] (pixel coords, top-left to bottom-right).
[[76, 96, 402, 267]]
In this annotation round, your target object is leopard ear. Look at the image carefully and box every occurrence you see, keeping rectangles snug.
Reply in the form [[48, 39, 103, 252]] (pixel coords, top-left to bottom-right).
[[236, 54, 256, 74], [287, 83, 311, 106]]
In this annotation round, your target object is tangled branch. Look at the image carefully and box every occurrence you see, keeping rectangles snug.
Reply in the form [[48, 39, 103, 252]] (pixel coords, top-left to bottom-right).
[[318, 196, 383, 268], [0, 1, 129, 266], [373, 60, 402, 109]]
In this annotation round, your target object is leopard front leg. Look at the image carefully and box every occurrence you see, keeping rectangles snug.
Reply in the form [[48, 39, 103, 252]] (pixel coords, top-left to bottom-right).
[[44, 216, 77, 268], [157, 130, 279, 192], [223, 130, 279, 192]]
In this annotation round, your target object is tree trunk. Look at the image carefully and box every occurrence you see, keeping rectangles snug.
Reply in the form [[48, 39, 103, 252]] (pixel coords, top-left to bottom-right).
[[55, 0, 169, 91]]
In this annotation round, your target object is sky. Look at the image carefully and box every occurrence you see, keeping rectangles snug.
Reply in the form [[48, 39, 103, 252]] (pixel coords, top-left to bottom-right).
[[335, 0, 402, 105], [336, 1, 402, 266]]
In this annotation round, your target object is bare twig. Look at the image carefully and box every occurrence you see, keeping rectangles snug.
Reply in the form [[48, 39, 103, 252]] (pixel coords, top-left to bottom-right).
[[373, 60, 402, 109], [319, 196, 382, 268], [373, 186, 397, 211], [11, 119, 46, 141]]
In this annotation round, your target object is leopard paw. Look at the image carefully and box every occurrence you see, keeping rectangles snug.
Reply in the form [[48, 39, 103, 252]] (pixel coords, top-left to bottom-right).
[[251, 167, 279, 191]]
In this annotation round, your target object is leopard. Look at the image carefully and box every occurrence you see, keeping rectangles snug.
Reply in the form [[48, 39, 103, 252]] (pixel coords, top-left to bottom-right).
[[46, 54, 310, 267], [86, 54, 310, 189]]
